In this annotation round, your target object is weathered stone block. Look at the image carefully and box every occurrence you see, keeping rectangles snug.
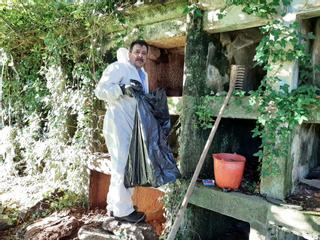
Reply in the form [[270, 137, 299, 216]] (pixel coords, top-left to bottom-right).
[[78, 219, 158, 240], [25, 211, 81, 240]]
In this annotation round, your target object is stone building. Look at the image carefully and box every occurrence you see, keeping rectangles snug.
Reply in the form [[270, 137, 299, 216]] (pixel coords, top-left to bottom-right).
[[90, 1, 320, 239]]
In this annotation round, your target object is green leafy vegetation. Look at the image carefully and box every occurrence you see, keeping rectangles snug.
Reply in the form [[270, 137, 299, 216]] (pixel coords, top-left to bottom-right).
[[160, 179, 194, 240], [251, 85, 319, 176], [250, 19, 320, 176], [0, 0, 135, 218], [183, 3, 202, 18], [1, 1, 320, 238], [195, 95, 215, 129], [225, 0, 292, 18], [0, 1, 193, 236], [195, 2, 320, 177]]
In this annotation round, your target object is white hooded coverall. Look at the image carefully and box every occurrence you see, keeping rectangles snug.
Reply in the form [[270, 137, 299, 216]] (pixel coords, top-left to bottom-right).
[[94, 48, 149, 217]]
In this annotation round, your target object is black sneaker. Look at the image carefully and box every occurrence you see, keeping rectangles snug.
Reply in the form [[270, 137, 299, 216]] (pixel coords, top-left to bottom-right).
[[114, 210, 146, 224]]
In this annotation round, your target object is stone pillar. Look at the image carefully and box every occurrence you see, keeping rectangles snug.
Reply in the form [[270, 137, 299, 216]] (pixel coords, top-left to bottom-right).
[[260, 61, 298, 199], [260, 130, 293, 200], [260, 16, 300, 200], [179, 13, 211, 177], [179, 11, 229, 177]]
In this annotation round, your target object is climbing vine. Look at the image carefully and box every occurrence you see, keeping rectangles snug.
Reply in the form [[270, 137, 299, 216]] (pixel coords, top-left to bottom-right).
[[249, 19, 320, 176], [224, 0, 292, 18], [195, 2, 320, 177], [251, 85, 319, 176], [160, 180, 195, 240]]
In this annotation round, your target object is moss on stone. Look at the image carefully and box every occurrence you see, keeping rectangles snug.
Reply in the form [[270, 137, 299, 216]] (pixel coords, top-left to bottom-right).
[[179, 13, 228, 177], [178, 13, 211, 177], [104, 0, 187, 34], [142, 18, 186, 43]]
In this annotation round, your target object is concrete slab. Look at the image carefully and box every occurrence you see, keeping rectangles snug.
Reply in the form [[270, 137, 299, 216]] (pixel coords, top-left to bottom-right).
[[209, 96, 258, 120], [201, 0, 320, 34], [189, 185, 268, 233], [104, 0, 187, 34], [189, 184, 320, 239], [143, 18, 186, 48], [268, 206, 320, 239], [203, 6, 267, 34]]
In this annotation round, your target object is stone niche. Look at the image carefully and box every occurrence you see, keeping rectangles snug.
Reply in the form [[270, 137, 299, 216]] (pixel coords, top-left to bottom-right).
[[189, 205, 251, 240], [145, 45, 185, 96], [293, 16, 320, 191], [206, 27, 265, 94], [300, 17, 320, 88], [144, 43, 185, 158], [291, 123, 320, 190], [205, 118, 261, 187]]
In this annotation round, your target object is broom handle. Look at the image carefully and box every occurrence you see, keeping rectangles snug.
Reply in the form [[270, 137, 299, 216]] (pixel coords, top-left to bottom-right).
[[167, 78, 236, 240]]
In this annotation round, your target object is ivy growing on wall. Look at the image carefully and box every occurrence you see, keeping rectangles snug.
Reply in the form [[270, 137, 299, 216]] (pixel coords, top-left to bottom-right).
[[195, 1, 320, 177], [225, 0, 292, 18], [250, 19, 320, 176]]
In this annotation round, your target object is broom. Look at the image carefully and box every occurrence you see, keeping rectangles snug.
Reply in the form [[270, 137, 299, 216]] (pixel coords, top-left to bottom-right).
[[167, 65, 247, 240]]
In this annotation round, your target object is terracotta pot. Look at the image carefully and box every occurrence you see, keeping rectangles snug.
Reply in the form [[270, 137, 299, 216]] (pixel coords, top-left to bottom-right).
[[213, 153, 246, 190]]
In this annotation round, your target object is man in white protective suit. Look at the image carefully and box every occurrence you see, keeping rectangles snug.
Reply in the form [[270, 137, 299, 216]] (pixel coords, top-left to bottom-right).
[[94, 40, 149, 223]]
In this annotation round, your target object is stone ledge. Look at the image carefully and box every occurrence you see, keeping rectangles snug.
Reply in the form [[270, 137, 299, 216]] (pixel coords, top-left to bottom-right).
[[143, 18, 186, 49], [78, 220, 158, 240], [104, 0, 187, 34], [268, 205, 320, 239], [105, 18, 187, 50], [189, 184, 320, 239], [201, 0, 320, 33], [209, 96, 258, 120], [207, 96, 320, 123], [189, 185, 268, 234], [203, 7, 267, 34], [293, 0, 320, 19]]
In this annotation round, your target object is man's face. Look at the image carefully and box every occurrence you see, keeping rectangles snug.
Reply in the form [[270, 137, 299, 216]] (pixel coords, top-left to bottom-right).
[[129, 44, 148, 69]]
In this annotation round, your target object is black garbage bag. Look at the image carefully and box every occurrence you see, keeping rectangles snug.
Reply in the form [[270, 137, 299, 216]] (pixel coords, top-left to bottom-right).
[[145, 89, 171, 138], [124, 81, 181, 188]]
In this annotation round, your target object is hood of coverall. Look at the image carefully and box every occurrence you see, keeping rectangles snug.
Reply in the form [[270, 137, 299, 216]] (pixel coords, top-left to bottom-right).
[[117, 48, 129, 63]]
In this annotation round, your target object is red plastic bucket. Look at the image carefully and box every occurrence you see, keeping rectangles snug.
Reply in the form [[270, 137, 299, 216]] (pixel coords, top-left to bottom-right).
[[213, 153, 246, 189]]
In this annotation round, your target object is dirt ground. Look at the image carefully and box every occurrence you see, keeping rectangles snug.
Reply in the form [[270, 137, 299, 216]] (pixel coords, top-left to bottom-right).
[[286, 183, 320, 211]]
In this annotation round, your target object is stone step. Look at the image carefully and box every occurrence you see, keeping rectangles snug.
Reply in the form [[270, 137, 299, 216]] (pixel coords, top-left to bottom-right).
[[78, 222, 118, 240], [78, 218, 158, 240]]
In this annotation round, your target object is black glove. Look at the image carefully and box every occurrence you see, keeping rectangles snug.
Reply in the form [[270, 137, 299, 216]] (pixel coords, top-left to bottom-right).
[[130, 79, 143, 92], [120, 84, 135, 97], [120, 80, 144, 97]]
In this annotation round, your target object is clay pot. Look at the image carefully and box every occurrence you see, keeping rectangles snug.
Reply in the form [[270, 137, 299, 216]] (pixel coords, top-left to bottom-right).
[[213, 153, 246, 190]]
